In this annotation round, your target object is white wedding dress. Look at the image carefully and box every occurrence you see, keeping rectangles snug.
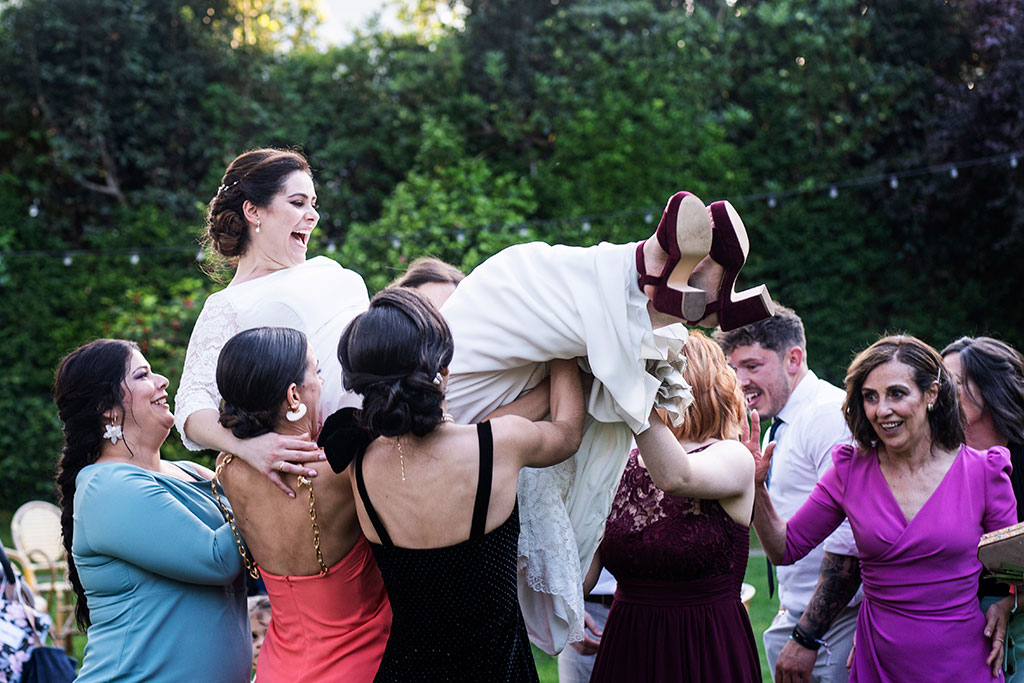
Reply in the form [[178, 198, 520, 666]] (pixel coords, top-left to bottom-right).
[[441, 241, 692, 654], [174, 256, 369, 448], [175, 244, 691, 656]]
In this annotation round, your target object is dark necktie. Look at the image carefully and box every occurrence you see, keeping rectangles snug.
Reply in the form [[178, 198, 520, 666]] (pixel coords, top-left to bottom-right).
[[766, 417, 784, 598]]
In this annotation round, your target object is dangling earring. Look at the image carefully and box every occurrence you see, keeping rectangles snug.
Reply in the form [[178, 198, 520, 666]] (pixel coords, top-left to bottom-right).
[[927, 403, 934, 412], [255, 218, 261, 234], [103, 423, 123, 445], [286, 403, 307, 422]]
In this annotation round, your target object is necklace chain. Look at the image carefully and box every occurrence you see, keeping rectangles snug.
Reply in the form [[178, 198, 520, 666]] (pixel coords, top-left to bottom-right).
[[395, 413, 455, 481]]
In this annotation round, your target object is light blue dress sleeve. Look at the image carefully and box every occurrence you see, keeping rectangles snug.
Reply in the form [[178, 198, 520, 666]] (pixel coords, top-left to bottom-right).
[[75, 465, 242, 585]]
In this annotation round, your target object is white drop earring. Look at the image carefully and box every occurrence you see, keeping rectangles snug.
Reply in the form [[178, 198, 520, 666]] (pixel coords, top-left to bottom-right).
[[255, 218, 261, 234], [286, 403, 307, 422], [103, 423, 123, 445]]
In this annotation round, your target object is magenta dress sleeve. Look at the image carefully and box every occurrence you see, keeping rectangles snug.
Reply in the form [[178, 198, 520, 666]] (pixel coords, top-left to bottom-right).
[[780, 444, 856, 566], [984, 445, 1016, 533]]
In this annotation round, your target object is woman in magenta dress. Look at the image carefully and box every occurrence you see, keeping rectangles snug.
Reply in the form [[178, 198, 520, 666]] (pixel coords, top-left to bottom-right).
[[590, 331, 760, 682], [752, 335, 1016, 682]]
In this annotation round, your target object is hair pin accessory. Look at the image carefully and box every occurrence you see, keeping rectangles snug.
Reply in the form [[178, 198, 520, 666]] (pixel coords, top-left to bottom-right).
[[216, 180, 239, 196], [433, 372, 443, 386]]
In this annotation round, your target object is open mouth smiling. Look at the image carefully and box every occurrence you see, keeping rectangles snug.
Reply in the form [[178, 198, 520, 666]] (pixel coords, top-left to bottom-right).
[[292, 231, 311, 247]]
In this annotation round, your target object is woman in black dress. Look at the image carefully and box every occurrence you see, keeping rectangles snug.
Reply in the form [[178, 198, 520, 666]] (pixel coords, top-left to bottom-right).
[[326, 288, 585, 681]]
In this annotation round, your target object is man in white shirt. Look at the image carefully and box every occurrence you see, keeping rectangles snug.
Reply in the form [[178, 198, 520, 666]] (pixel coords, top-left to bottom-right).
[[716, 305, 862, 683]]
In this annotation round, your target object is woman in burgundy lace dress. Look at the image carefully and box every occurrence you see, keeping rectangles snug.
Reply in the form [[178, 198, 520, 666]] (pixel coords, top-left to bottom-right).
[[589, 331, 761, 682]]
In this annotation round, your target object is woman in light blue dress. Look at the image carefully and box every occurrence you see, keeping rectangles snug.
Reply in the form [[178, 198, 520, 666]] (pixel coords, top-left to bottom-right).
[[53, 339, 250, 682]]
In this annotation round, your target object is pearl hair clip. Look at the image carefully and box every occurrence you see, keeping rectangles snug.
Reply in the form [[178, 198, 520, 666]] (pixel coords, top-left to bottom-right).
[[216, 180, 239, 196]]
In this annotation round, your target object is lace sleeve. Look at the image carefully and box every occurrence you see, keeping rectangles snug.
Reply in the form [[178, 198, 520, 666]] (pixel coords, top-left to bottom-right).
[[174, 294, 238, 451]]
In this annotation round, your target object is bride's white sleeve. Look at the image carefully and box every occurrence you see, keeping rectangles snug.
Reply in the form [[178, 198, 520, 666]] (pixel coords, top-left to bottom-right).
[[174, 295, 239, 451]]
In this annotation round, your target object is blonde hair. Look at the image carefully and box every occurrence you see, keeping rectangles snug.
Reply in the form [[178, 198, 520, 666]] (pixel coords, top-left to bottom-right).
[[667, 331, 745, 442]]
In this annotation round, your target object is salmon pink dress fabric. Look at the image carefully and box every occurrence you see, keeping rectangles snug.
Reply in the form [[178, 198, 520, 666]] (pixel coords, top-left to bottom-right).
[[256, 535, 391, 682]]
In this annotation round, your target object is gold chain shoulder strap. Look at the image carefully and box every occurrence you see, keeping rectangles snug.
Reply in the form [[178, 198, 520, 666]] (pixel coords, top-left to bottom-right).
[[211, 453, 260, 580], [297, 475, 328, 576]]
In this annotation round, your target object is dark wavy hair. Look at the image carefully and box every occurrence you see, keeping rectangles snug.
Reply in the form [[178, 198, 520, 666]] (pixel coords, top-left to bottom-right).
[[53, 339, 138, 629], [203, 148, 311, 264], [216, 327, 310, 439], [339, 288, 454, 438], [843, 335, 964, 451], [942, 336, 1024, 445]]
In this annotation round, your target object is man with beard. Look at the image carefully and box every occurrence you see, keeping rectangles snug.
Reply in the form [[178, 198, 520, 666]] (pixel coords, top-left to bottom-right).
[[716, 305, 861, 683]]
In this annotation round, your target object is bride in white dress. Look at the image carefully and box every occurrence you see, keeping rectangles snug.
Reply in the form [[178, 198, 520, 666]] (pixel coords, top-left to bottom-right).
[[176, 147, 773, 653]]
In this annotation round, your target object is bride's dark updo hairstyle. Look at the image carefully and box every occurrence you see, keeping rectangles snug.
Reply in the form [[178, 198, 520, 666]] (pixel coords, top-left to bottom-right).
[[204, 148, 311, 260], [216, 327, 310, 439], [53, 339, 138, 629], [339, 288, 454, 438]]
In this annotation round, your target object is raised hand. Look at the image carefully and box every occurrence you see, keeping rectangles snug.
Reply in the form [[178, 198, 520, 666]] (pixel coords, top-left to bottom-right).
[[741, 409, 774, 487], [234, 430, 324, 496]]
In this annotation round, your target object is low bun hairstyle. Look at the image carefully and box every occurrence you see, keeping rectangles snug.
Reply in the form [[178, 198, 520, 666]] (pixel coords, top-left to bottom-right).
[[216, 327, 310, 439], [339, 288, 454, 438], [53, 339, 138, 630], [204, 148, 312, 260], [843, 334, 965, 451]]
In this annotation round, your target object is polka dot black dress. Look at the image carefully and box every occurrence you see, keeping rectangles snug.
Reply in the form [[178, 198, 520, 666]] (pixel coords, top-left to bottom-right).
[[354, 421, 539, 682]]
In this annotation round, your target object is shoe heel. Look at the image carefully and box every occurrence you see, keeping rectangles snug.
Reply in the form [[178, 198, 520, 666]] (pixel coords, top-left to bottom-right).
[[718, 285, 775, 332], [653, 284, 708, 322]]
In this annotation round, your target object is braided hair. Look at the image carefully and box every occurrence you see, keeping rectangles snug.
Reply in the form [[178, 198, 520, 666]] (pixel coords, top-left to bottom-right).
[[53, 339, 137, 629]]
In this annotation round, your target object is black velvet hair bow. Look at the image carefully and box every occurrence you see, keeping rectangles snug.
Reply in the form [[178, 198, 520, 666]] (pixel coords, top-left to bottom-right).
[[317, 407, 375, 473]]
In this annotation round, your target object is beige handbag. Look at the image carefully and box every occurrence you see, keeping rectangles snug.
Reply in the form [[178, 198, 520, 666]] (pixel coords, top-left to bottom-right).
[[979, 521, 1024, 583]]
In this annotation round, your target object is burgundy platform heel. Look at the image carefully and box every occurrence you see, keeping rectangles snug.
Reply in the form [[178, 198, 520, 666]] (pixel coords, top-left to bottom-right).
[[692, 200, 774, 331], [634, 191, 713, 322]]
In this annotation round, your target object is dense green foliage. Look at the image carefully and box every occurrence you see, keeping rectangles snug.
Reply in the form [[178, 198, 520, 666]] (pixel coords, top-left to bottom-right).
[[0, 0, 1021, 506]]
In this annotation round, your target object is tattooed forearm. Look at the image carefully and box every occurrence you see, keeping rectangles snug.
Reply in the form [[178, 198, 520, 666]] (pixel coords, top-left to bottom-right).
[[797, 551, 861, 640]]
